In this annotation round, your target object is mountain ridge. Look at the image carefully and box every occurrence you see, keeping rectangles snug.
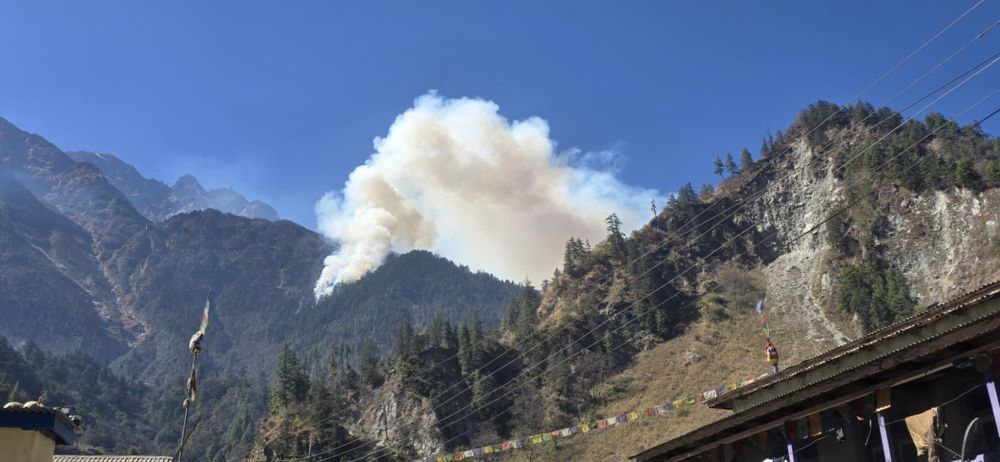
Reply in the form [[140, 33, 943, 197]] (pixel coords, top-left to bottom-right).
[[0, 114, 522, 460], [246, 101, 1000, 461], [67, 150, 280, 222]]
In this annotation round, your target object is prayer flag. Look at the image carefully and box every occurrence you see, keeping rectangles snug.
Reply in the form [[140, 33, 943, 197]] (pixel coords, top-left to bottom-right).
[[755, 300, 764, 315], [617, 414, 628, 423], [542, 433, 552, 441], [808, 413, 822, 437], [849, 399, 867, 420], [597, 420, 608, 429], [708, 446, 719, 462], [627, 411, 640, 421], [821, 410, 837, 431], [501, 442, 512, 451], [200, 299, 210, 334], [785, 421, 798, 441], [187, 367, 197, 402], [645, 407, 656, 417], [483, 446, 492, 455], [797, 419, 809, 441], [875, 388, 891, 412], [472, 448, 483, 456]]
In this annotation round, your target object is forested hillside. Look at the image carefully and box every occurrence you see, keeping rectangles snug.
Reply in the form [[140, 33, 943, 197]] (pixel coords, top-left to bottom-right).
[[3, 99, 999, 461], [250, 101, 1000, 461], [0, 115, 521, 461]]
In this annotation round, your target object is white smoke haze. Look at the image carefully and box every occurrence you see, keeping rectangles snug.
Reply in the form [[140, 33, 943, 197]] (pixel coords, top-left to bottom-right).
[[314, 93, 665, 298]]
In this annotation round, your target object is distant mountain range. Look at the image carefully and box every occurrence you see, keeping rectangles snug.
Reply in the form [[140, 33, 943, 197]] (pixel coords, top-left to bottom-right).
[[0, 115, 519, 459], [67, 150, 279, 222]]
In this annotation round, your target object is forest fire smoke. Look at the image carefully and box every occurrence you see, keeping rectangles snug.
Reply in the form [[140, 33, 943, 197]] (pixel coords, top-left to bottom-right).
[[314, 93, 663, 298]]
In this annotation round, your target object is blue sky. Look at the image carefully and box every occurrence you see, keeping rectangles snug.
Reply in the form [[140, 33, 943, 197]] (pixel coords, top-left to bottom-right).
[[1, 1, 998, 227]]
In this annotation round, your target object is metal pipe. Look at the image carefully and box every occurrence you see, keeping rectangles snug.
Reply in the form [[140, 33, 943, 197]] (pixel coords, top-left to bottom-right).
[[878, 413, 894, 462]]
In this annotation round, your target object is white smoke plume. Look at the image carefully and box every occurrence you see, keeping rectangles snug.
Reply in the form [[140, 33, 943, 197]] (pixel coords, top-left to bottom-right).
[[314, 93, 665, 298]]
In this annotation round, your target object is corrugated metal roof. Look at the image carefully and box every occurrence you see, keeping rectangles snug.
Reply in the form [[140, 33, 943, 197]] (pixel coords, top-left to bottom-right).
[[53, 456, 173, 462], [633, 279, 1000, 461], [707, 280, 1000, 408]]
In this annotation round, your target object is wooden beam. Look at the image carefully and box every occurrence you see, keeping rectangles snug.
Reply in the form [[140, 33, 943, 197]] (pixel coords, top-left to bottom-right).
[[651, 334, 1000, 462]]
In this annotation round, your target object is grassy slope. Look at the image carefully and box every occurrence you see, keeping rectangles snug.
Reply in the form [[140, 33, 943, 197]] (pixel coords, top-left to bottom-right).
[[504, 289, 850, 461]]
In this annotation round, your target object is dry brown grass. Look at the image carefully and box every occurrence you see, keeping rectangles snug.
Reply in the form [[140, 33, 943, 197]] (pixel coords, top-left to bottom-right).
[[498, 279, 845, 461]]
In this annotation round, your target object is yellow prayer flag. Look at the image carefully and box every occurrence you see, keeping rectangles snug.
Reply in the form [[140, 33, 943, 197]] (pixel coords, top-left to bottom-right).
[[808, 413, 822, 437], [875, 388, 892, 412]]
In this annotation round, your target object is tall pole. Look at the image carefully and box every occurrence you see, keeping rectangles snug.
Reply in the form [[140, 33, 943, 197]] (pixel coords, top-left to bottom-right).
[[177, 298, 209, 462], [177, 352, 198, 462]]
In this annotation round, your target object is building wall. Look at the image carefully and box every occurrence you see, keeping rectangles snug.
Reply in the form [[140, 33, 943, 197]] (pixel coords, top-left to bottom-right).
[[0, 428, 56, 462]]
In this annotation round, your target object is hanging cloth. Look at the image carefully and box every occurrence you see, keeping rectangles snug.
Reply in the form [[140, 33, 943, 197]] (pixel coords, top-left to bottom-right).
[[904, 407, 940, 462]]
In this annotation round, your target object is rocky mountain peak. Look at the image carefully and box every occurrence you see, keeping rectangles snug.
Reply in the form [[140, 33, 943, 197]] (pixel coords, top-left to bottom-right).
[[66, 150, 281, 222]]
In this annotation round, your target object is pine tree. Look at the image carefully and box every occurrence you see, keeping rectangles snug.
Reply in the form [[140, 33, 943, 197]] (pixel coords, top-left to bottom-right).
[[426, 314, 446, 347], [270, 345, 310, 410], [358, 338, 380, 387], [955, 158, 981, 189], [442, 321, 458, 350], [457, 322, 473, 376], [760, 133, 775, 157], [725, 152, 738, 175], [393, 321, 416, 364], [504, 282, 541, 340], [469, 312, 484, 366], [605, 213, 626, 259], [713, 156, 724, 178], [339, 363, 359, 391], [699, 183, 715, 199], [985, 160, 1000, 188], [676, 183, 696, 207], [740, 147, 754, 172]]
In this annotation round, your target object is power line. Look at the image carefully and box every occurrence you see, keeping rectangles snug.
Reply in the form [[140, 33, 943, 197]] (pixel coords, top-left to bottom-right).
[[397, 96, 1000, 462], [269, 5, 992, 459], [355, 53, 1000, 461], [344, 87, 1000, 461]]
